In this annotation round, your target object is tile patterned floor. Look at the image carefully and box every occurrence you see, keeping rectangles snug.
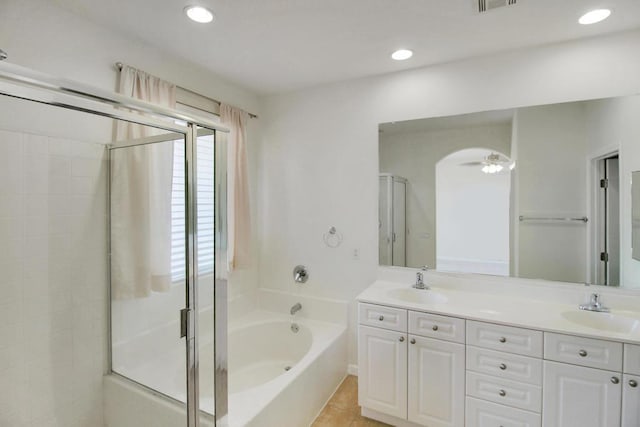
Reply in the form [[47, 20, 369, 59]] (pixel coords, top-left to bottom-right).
[[311, 375, 392, 427]]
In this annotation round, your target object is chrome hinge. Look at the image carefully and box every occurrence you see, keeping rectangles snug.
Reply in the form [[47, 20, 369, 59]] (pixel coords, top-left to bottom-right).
[[600, 179, 609, 189], [600, 252, 609, 262], [180, 308, 194, 339]]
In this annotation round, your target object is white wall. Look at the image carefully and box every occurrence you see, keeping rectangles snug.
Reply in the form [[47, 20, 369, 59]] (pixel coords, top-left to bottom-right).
[[259, 30, 640, 366], [0, 128, 107, 426], [584, 95, 640, 288], [514, 102, 588, 283], [436, 149, 511, 275], [379, 124, 511, 268]]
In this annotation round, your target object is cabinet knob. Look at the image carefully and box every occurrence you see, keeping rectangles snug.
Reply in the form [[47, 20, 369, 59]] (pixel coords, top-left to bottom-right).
[[499, 389, 506, 397], [630, 380, 638, 388], [611, 377, 620, 384], [410, 338, 416, 344], [399, 336, 405, 342], [432, 325, 439, 331], [499, 363, 507, 371], [579, 349, 588, 357], [379, 315, 384, 321], [499, 337, 507, 343]]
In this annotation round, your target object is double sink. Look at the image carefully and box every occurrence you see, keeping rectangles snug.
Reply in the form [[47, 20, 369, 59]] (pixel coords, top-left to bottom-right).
[[383, 286, 640, 335]]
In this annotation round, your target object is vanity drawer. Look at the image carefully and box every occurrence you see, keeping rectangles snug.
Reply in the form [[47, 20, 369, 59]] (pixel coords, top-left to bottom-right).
[[544, 333, 622, 371], [358, 303, 407, 332], [408, 311, 465, 343], [467, 346, 542, 385], [467, 321, 543, 357], [466, 371, 542, 413], [624, 344, 640, 375], [466, 397, 541, 427]]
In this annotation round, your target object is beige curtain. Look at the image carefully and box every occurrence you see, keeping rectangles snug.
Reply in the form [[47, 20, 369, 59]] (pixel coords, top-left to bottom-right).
[[111, 65, 176, 299], [221, 104, 251, 270]]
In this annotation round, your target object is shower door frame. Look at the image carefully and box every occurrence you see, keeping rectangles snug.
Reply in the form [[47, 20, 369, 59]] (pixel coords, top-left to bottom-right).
[[0, 61, 230, 427]]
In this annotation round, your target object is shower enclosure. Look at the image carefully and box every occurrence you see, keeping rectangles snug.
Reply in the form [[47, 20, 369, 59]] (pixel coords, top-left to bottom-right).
[[0, 61, 228, 427], [379, 173, 407, 267]]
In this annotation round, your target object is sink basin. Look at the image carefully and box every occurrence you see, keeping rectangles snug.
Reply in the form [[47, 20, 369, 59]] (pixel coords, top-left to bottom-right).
[[561, 310, 640, 334], [387, 288, 448, 305]]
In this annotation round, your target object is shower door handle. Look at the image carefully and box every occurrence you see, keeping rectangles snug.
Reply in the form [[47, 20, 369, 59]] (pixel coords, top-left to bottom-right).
[[180, 308, 194, 339]]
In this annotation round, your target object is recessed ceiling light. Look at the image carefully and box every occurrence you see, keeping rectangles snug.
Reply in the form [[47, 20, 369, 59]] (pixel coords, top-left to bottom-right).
[[184, 5, 214, 23], [579, 9, 611, 25], [391, 49, 413, 61]]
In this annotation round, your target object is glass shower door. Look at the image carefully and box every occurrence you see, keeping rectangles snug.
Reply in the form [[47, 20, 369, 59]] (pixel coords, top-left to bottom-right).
[[109, 130, 191, 425]]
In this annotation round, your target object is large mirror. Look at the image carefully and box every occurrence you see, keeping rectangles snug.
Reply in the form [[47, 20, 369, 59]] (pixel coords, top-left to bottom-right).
[[378, 95, 640, 288]]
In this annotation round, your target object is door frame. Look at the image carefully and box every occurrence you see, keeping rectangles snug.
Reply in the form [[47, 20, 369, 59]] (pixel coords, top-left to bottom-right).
[[588, 147, 619, 286]]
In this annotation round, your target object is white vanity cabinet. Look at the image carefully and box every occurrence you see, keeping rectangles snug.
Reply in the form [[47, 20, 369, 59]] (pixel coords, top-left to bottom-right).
[[358, 300, 640, 427], [542, 333, 625, 427], [358, 303, 465, 427], [465, 321, 543, 427], [408, 310, 466, 427], [542, 360, 622, 427], [357, 324, 408, 418], [622, 344, 640, 427], [622, 374, 640, 427]]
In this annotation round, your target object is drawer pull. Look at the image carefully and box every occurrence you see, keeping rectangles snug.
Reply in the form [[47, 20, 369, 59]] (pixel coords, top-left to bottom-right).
[[611, 376, 619, 384], [499, 363, 507, 370], [579, 349, 588, 357], [432, 325, 439, 331], [399, 336, 405, 342], [499, 336, 507, 343], [410, 338, 416, 344], [378, 315, 384, 321], [630, 380, 638, 388], [499, 389, 506, 397]]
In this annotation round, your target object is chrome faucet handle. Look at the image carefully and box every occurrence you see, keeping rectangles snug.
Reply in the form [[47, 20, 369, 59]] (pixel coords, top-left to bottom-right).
[[579, 293, 610, 312], [413, 266, 429, 290]]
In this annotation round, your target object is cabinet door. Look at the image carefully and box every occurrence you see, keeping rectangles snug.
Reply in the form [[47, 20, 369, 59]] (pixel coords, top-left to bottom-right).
[[542, 361, 621, 427], [408, 335, 465, 427], [358, 325, 407, 419], [622, 374, 640, 427]]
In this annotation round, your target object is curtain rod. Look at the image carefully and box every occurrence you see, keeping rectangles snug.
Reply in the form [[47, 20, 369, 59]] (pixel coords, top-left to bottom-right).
[[115, 62, 258, 119]]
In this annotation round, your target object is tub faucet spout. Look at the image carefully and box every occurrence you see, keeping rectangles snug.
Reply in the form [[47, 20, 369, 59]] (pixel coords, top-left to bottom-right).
[[290, 303, 302, 315]]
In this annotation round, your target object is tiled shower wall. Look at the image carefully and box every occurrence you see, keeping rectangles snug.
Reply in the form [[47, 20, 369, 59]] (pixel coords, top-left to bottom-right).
[[0, 129, 108, 427]]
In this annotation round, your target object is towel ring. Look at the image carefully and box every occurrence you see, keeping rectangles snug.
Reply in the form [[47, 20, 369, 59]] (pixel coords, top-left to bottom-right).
[[323, 226, 343, 248]]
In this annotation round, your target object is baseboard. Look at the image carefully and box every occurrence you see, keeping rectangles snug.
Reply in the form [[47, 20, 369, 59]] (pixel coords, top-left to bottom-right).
[[347, 364, 358, 376]]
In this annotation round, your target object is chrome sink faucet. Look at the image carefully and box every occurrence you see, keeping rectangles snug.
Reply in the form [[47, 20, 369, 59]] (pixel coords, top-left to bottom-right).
[[413, 266, 430, 290], [579, 293, 610, 313]]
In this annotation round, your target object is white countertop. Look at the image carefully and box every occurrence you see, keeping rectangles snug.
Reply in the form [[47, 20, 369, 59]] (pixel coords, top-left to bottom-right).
[[357, 279, 640, 345]]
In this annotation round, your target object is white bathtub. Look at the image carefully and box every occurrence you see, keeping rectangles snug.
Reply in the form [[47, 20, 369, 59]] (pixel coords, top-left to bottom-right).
[[105, 308, 347, 427]]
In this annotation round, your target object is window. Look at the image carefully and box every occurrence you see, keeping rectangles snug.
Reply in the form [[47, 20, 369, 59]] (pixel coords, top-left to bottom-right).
[[170, 136, 216, 281], [170, 99, 221, 282]]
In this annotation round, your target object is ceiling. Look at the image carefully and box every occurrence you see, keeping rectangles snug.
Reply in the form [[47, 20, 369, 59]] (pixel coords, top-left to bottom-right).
[[52, 0, 640, 94]]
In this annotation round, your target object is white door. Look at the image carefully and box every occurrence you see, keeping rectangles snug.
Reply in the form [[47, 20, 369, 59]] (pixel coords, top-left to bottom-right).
[[622, 374, 640, 427], [542, 361, 621, 427], [358, 325, 407, 419], [408, 335, 465, 427]]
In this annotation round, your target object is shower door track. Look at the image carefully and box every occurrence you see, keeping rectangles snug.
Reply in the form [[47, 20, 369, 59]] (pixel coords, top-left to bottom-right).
[[0, 60, 229, 427]]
